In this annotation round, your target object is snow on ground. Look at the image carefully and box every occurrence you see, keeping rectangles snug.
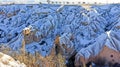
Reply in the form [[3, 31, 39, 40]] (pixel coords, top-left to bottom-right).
[[0, 52, 26, 67], [0, 4, 120, 58]]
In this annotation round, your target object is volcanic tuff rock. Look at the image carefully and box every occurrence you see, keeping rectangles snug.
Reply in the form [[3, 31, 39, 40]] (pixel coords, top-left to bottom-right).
[[0, 52, 26, 67], [0, 4, 120, 66]]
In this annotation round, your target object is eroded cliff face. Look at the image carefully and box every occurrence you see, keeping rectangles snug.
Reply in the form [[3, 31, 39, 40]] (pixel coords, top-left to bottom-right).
[[0, 4, 120, 67], [75, 22, 120, 67]]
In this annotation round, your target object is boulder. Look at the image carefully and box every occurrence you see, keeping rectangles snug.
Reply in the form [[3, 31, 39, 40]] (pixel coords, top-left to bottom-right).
[[0, 52, 26, 67]]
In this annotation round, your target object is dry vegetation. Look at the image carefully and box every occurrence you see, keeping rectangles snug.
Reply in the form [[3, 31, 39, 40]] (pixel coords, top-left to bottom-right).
[[0, 40, 66, 67]]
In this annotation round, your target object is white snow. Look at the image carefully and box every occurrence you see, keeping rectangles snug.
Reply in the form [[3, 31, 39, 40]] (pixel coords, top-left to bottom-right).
[[0, 52, 26, 67], [0, 4, 120, 59]]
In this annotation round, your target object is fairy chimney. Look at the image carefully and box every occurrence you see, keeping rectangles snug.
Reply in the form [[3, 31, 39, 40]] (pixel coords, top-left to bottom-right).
[[23, 27, 34, 44]]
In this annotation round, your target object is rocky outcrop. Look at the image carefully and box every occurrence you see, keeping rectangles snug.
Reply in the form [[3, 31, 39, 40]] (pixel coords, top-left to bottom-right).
[[23, 27, 34, 44], [23, 26, 42, 44], [54, 33, 76, 60], [75, 45, 120, 67], [0, 52, 26, 67], [75, 23, 120, 67]]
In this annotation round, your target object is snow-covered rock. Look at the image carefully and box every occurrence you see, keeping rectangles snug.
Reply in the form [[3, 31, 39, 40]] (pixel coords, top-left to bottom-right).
[[0, 52, 26, 67], [0, 4, 120, 66], [75, 22, 120, 67]]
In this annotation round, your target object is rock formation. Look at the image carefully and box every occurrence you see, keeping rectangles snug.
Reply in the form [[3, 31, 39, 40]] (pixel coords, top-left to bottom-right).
[[75, 22, 120, 67], [0, 4, 120, 67], [0, 52, 26, 67]]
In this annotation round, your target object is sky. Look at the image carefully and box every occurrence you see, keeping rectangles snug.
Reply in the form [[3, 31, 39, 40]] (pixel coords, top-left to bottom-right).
[[0, 0, 47, 3], [50, 0, 120, 3], [0, 0, 120, 4]]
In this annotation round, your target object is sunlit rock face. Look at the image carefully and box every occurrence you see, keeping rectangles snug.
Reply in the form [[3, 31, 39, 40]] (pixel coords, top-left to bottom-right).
[[0, 52, 26, 67], [23, 27, 34, 44], [75, 22, 120, 67], [23, 26, 42, 44]]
